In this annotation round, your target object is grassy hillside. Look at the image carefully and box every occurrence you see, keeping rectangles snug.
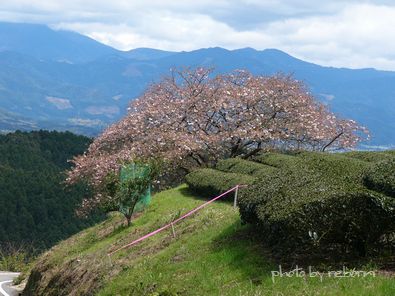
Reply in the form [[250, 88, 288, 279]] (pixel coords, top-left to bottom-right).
[[24, 185, 394, 296]]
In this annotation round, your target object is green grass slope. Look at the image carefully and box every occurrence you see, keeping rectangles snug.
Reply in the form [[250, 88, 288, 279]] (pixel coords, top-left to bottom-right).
[[23, 185, 394, 296]]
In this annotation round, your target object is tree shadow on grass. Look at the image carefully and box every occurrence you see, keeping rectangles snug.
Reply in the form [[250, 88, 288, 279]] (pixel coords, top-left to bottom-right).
[[209, 221, 276, 285], [178, 185, 277, 285], [178, 186, 236, 204], [179, 186, 395, 276], [211, 220, 395, 279]]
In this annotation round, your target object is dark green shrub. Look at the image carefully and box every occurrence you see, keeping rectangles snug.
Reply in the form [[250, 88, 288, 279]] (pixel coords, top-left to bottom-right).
[[185, 168, 255, 197], [253, 152, 301, 169], [185, 151, 395, 257], [238, 152, 395, 257], [344, 151, 395, 163], [364, 158, 395, 198], [296, 152, 369, 185], [216, 158, 277, 177], [384, 150, 395, 156]]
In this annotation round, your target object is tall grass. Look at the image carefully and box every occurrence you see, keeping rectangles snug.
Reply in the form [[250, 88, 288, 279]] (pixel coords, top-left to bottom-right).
[[0, 243, 35, 272]]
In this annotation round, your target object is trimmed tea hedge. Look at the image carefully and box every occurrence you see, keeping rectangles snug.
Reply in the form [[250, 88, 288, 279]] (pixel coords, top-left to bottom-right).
[[185, 151, 395, 257], [344, 151, 395, 163], [185, 168, 255, 197], [364, 158, 395, 198], [253, 152, 301, 169], [216, 158, 277, 178], [238, 152, 395, 256]]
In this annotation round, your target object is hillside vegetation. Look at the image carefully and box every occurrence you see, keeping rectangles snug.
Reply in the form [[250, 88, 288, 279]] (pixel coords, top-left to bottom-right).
[[0, 130, 104, 253], [23, 185, 395, 296], [187, 151, 395, 259]]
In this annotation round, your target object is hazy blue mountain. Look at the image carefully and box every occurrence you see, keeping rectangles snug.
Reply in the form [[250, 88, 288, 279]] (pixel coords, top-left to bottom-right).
[[121, 48, 176, 60], [0, 23, 394, 148], [0, 22, 117, 62]]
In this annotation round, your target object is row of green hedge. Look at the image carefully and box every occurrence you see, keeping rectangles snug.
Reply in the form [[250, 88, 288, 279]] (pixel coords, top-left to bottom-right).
[[364, 158, 395, 198], [343, 150, 395, 163], [185, 168, 255, 198], [241, 152, 395, 256], [216, 158, 277, 178], [240, 155, 394, 255], [185, 151, 395, 257], [252, 152, 301, 169]]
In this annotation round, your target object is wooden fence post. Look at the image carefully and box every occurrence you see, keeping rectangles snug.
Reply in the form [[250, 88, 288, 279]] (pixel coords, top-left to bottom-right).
[[171, 222, 176, 238], [233, 185, 239, 208]]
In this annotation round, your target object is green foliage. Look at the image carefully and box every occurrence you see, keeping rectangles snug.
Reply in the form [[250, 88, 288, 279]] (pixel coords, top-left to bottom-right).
[[364, 158, 395, 198], [23, 186, 395, 296], [0, 130, 104, 252], [216, 158, 277, 178], [252, 152, 302, 168], [186, 151, 395, 258], [185, 168, 255, 197], [99, 160, 160, 226], [384, 150, 395, 157], [238, 152, 395, 256], [0, 245, 30, 272], [343, 151, 395, 163]]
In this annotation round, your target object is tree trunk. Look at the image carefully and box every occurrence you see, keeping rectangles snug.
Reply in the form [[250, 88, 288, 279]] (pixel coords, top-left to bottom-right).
[[125, 214, 132, 227], [322, 131, 344, 152], [242, 147, 262, 159], [241, 141, 262, 159], [230, 138, 242, 158], [124, 199, 139, 227]]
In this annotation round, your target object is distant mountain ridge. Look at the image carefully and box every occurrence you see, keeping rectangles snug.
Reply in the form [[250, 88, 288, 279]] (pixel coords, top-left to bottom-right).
[[0, 22, 394, 148], [0, 22, 116, 62]]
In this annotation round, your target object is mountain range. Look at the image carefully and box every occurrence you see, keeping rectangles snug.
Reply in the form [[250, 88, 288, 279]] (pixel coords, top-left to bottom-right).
[[0, 22, 394, 148]]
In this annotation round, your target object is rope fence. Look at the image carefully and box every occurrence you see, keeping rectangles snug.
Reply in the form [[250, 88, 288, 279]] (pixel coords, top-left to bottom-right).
[[108, 184, 245, 256]]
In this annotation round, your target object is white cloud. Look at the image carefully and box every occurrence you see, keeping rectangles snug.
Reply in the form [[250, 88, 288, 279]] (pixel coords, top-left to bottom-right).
[[1, 1, 395, 70], [265, 4, 395, 69]]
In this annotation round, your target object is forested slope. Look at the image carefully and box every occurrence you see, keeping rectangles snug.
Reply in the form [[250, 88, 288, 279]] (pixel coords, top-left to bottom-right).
[[0, 130, 103, 251]]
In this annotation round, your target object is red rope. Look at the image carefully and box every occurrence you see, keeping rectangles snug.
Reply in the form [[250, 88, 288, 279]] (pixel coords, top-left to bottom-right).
[[108, 185, 240, 256]]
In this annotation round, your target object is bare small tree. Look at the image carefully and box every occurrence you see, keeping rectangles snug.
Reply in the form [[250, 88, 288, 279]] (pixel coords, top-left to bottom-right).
[[76, 160, 159, 226]]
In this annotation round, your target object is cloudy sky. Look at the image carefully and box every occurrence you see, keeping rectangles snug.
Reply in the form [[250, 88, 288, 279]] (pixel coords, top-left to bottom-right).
[[1, 0, 395, 70]]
